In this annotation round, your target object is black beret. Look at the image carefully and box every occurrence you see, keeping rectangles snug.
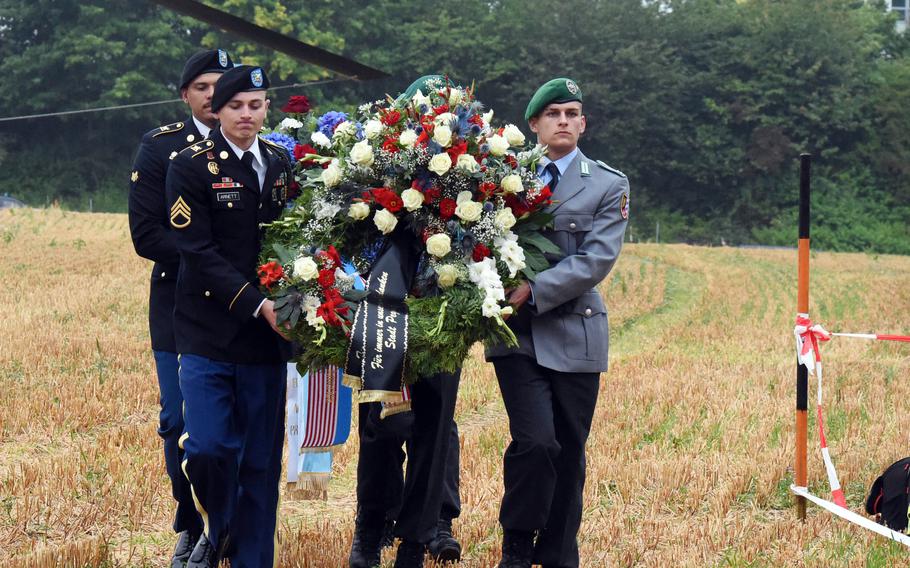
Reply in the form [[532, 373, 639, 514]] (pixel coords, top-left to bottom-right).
[[525, 78, 583, 121], [211, 65, 270, 113], [179, 49, 234, 90]]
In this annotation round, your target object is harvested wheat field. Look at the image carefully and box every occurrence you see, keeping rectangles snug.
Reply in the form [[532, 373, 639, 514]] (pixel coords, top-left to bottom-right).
[[2, 207, 910, 567]]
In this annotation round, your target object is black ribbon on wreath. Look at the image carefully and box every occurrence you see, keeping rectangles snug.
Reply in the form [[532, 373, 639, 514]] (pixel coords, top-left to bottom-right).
[[343, 225, 421, 405]]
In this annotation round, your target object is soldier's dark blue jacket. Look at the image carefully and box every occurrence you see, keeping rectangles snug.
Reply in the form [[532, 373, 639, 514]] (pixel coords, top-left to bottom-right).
[[164, 127, 293, 364], [129, 119, 205, 352]]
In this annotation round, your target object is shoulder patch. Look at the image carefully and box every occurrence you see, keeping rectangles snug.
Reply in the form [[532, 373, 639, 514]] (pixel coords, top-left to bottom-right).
[[596, 160, 626, 178], [179, 139, 215, 158], [152, 121, 185, 138]]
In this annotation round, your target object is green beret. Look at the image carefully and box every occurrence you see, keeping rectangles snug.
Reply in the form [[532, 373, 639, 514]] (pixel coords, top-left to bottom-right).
[[401, 75, 444, 100], [524, 78, 583, 121]]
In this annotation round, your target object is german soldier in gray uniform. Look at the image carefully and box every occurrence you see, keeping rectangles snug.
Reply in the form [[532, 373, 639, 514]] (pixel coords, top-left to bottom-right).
[[486, 78, 629, 568], [127, 48, 233, 568]]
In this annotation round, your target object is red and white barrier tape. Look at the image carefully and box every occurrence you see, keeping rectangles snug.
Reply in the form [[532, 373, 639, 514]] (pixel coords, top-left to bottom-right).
[[793, 315, 910, 544], [794, 314, 845, 507], [790, 485, 910, 547]]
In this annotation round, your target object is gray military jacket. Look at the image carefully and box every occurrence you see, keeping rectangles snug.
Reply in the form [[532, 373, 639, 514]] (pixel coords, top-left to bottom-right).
[[486, 150, 629, 373]]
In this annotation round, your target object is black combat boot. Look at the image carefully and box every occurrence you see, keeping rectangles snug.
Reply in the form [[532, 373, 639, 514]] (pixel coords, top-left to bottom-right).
[[171, 530, 200, 567], [496, 530, 534, 568], [427, 518, 461, 562], [393, 539, 425, 568], [185, 533, 226, 568], [349, 507, 385, 568]]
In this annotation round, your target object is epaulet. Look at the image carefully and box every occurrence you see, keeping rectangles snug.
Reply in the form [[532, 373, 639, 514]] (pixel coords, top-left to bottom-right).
[[151, 121, 186, 138], [595, 159, 626, 178], [179, 139, 215, 158]]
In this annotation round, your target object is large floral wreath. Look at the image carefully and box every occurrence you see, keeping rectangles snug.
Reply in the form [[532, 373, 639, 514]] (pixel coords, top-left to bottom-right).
[[259, 78, 559, 384]]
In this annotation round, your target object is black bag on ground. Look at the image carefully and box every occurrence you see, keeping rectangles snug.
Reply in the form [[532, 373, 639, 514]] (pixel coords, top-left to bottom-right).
[[866, 457, 910, 531]]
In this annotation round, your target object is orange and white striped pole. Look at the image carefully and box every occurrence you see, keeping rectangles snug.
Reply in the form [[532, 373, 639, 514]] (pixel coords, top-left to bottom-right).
[[795, 153, 811, 520]]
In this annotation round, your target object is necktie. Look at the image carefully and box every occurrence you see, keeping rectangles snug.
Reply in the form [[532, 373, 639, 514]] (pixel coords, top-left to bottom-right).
[[241, 151, 259, 191], [544, 162, 561, 191]]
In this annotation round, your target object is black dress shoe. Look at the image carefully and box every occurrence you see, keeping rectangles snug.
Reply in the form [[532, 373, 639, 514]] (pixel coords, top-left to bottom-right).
[[186, 533, 225, 568], [349, 507, 384, 568], [171, 530, 199, 567], [497, 530, 534, 568], [427, 518, 461, 563], [393, 540, 425, 568]]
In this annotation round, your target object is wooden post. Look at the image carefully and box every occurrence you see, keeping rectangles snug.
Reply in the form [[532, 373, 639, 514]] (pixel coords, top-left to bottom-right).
[[796, 153, 811, 520]]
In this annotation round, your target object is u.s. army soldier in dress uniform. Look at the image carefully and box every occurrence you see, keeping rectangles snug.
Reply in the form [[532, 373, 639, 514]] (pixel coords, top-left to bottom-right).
[[127, 47, 233, 568], [486, 78, 629, 568], [165, 65, 293, 568]]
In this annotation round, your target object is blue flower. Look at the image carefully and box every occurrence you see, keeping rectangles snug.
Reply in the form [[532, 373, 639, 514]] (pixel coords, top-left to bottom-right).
[[316, 111, 349, 138], [261, 132, 298, 165]]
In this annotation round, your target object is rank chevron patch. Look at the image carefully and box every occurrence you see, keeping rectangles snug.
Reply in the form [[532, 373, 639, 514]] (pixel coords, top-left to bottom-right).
[[170, 196, 191, 228]]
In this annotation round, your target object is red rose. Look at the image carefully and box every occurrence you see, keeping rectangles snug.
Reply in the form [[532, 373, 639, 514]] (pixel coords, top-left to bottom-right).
[[447, 141, 469, 162], [472, 243, 491, 262], [257, 261, 284, 290], [439, 198, 457, 219], [294, 143, 319, 168], [281, 95, 311, 114], [371, 188, 403, 212], [423, 187, 441, 204], [478, 182, 497, 199], [505, 194, 531, 217], [433, 104, 449, 116], [317, 268, 335, 288], [381, 110, 402, 126], [382, 137, 400, 154]]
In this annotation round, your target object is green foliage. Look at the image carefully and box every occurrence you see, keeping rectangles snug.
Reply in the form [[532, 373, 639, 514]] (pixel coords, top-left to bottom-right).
[[2, 0, 909, 253]]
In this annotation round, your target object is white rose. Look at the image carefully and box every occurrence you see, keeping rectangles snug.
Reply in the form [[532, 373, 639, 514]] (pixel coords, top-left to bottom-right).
[[399, 129, 418, 148], [448, 89, 463, 107], [436, 264, 459, 288], [456, 191, 473, 204], [456, 153, 479, 173], [401, 189, 424, 212], [482, 110, 494, 125], [426, 233, 452, 258], [348, 201, 370, 220], [433, 125, 453, 147], [434, 112, 456, 127], [293, 256, 319, 281], [494, 208, 517, 231], [321, 160, 343, 187], [487, 134, 509, 156], [428, 153, 452, 176], [364, 119, 383, 140], [332, 121, 357, 139], [373, 208, 398, 234], [500, 174, 524, 194], [455, 200, 483, 223], [503, 124, 526, 146], [350, 139, 375, 167], [278, 117, 303, 132], [311, 131, 332, 149]]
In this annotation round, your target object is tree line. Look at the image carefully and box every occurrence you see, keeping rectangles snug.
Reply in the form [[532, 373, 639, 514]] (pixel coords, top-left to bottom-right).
[[1, 0, 908, 253]]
